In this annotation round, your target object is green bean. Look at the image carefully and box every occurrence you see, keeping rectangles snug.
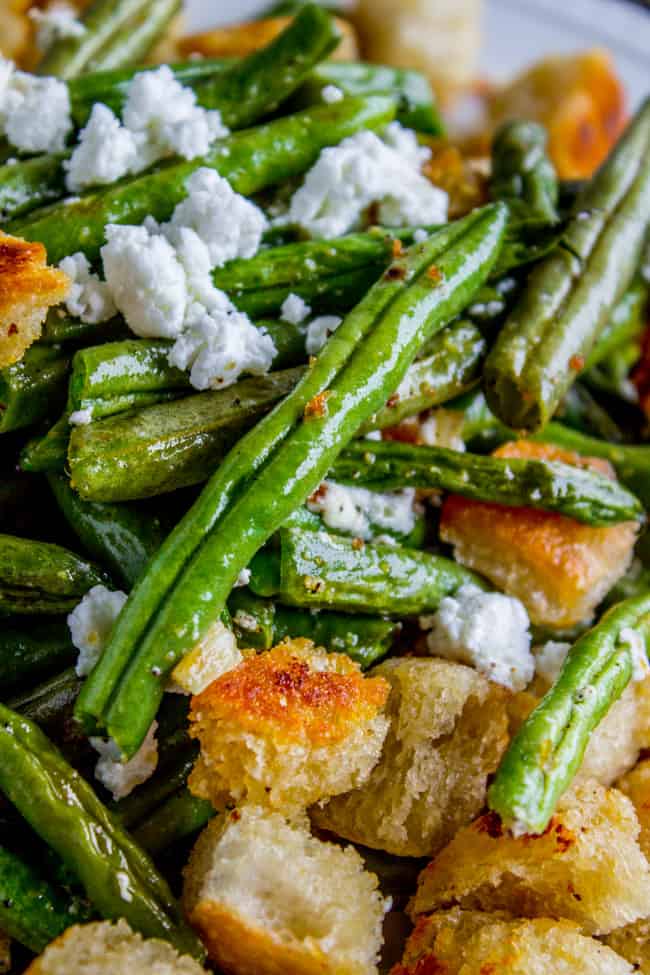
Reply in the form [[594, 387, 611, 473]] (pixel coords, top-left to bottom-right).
[[488, 594, 650, 835], [0, 534, 110, 615], [76, 204, 507, 756], [10, 95, 395, 265], [0, 705, 205, 959], [37, 0, 159, 79], [48, 474, 165, 589], [134, 789, 215, 856], [583, 276, 648, 371], [113, 744, 197, 831], [293, 60, 445, 135], [556, 383, 625, 442], [20, 415, 71, 475], [0, 620, 76, 696], [0, 844, 91, 953], [81, 0, 182, 74], [69, 368, 305, 502], [484, 97, 650, 432], [229, 587, 397, 667], [491, 120, 559, 225], [0, 345, 70, 435], [9, 669, 82, 731], [39, 309, 130, 347], [274, 526, 485, 614], [331, 438, 644, 525], [0, 153, 68, 223]]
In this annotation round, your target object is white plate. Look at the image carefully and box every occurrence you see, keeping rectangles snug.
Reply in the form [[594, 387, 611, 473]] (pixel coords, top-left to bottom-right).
[[186, 0, 650, 106]]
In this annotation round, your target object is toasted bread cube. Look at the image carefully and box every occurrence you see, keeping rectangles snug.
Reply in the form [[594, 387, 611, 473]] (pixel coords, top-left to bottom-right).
[[0, 232, 69, 368], [394, 909, 633, 975], [605, 918, 650, 974], [312, 657, 509, 857], [188, 639, 389, 814], [183, 806, 389, 975], [489, 49, 626, 179], [617, 758, 650, 859], [411, 780, 650, 935], [178, 16, 358, 62], [440, 441, 637, 628], [24, 919, 205, 975]]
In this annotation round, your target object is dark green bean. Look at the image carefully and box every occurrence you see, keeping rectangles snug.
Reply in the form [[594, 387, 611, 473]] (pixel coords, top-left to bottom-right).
[[491, 120, 559, 225], [0, 620, 76, 696], [0, 345, 70, 435], [134, 790, 214, 856]]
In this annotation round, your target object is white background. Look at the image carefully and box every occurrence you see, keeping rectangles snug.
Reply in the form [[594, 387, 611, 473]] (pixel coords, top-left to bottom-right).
[[187, 0, 650, 106]]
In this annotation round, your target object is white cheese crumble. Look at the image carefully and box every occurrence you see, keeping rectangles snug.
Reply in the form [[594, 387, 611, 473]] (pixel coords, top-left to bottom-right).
[[58, 251, 116, 324], [417, 410, 466, 451], [65, 65, 228, 191], [288, 123, 447, 238], [281, 292, 311, 325], [305, 315, 342, 355], [67, 585, 127, 677], [165, 168, 267, 267], [620, 627, 650, 683], [0, 58, 71, 153], [169, 620, 242, 695], [422, 583, 533, 691], [322, 84, 344, 104], [235, 568, 251, 588], [30, 3, 86, 51], [308, 481, 417, 541], [533, 641, 572, 686], [69, 407, 93, 426], [413, 228, 428, 243], [90, 721, 158, 801]]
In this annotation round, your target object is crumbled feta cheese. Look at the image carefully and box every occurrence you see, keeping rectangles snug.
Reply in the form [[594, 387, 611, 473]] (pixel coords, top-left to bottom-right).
[[165, 168, 267, 267], [169, 620, 242, 695], [90, 721, 158, 800], [422, 584, 533, 691], [65, 103, 140, 192], [308, 480, 417, 541], [69, 407, 93, 426], [101, 224, 188, 339], [67, 585, 127, 677], [322, 84, 344, 104], [533, 640, 571, 686], [382, 121, 431, 168], [417, 410, 466, 451], [620, 627, 650, 682], [235, 568, 251, 588], [168, 304, 276, 390], [305, 315, 342, 355], [288, 125, 446, 238], [122, 65, 228, 162], [281, 292, 311, 325], [413, 228, 428, 243], [30, 3, 86, 51], [59, 252, 116, 324], [2, 69, 71, 153], [365, 430, 382, 441]]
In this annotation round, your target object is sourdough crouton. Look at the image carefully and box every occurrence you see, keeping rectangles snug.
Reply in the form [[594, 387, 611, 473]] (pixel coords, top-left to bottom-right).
[[178, 16, 358, 62], [411, 780, 650, 935], [188, 639, 389, 814], [605, 918, 650, 975], [0, 232, 69, 368], [24, 919, 206, 974], [312, 658, 509, 857], [617, 758, 650, 858], [393, 909, 633, 975], [183, 806, 389, 975], [440, 441, 637, 628]]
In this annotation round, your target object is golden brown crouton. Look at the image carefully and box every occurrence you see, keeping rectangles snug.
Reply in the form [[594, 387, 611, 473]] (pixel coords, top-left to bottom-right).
[[178, 16, 358, 62], [440, 441, 637, 628], [312, 657, 509, 857], [183, 806, 388, 975], [411, 780, 650, 935], [0, 232, 69, 368], [605, 918, 650, 974], [393, 909, 633, 975], [617, 758, 650, 858], [188, 639, 389, 814], [24, 919, 206, 975]]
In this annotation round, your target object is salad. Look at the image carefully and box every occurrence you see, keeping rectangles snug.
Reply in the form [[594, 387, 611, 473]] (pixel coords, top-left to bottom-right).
[[0, 1, 649, 973]]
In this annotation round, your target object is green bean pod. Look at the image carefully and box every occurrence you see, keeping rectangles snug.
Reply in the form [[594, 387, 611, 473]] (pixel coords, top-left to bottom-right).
[[0, 704, 205, 959], [48, 474, 165, 589], [331, 439, 644, 525], [0, 844, 92, 953], [0, 153, 69, 223], [0, 620, 76, 696], [491, 120, 559, 224], [272, 527, 484, 615], [10, 94, 395, 263], [0, 534, 110, 615], [81, 0, 182, 74], [484, 97, 650, 432], [134, 789, 215, 856], [488, 594, 650, 835], [76, 204, 507, 756], [20, 414, 71, 474], [0, 345, 70, 435], [583, 275, 648, 371], [69, 368, 305, 501], [39, 309, 130, 347], [556, 383, 625, 442]]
